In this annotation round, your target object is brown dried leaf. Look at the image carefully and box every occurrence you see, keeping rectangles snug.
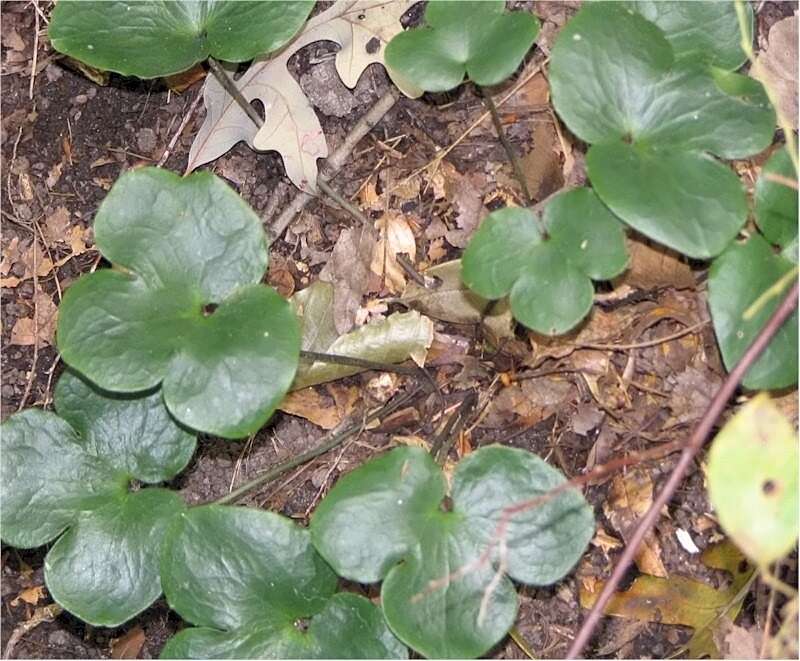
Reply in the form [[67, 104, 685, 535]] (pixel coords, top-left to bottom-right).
[[111, 626, 146, 659], [613, 237, 694, 291], [279, 385, 359, 430], [43, 206, 71, 244], [371, 212, 416, 293], [10, 291, 58, 347], [10, 585, 45, 606], [713, 618, 760, 660], [755, 15, 798, 129], [401, 260, 489, 324], [603, 469, 668, 578]]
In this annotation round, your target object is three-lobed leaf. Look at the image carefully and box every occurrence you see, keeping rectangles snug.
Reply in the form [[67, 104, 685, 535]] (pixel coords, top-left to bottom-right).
[[707, 395, 799, 566], [311, 445, 594, 659], [462, 188, 627, 334], [550, 1, 774, 258], [49, 0, 314, 78], [384, 0, 539, 92], [56, 168, 300, 439], [0, 371, 194, 626], [160, 505, 406, 659]]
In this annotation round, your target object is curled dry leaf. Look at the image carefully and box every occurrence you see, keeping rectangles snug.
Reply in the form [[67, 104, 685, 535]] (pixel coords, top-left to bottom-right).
[[188, 0, 415, 192], [9, 291, 58, 347], [371, 212, 416, 293]]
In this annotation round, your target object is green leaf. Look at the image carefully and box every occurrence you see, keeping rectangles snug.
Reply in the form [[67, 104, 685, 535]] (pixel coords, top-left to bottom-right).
[[291, 282, 433, 390], [707, 394, 799, 566], [0, 409, 126, 549], [56, 168, 300, 438], [311, 446, 594, 659], [550, 2, 774, 258], [755, 148, 799, 256], [49, 0, 314, 79], [461, 188, 627, 334], [161, 505, 406, 659], [46, 488, 185, 627], [1, 374, 195, 625], [621, 1, 750, 70], [384, 0, 539, 92], [708, 235, 798, 390], [54, 370, 195, 483]]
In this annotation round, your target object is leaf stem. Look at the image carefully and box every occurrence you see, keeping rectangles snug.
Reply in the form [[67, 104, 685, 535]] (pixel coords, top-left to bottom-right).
[[566, 280, 799, 658], [315, 178, 372, 226], [212, 387, 422, 506], [207, 57, 264, 130]]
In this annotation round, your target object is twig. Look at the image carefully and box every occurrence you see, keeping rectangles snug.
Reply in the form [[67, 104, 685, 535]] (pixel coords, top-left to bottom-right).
[[28, 2, 39, 100], [316, 178, 372, 226], [759, 561, 782, 659], [566, 281, 799, 658], [764, 171, 799, 190], [508, 626, 537, 659], [481, 87, 534, 207], [575, 319, 709, 352], [270, 87, 400, 239], [212, 387, 421, 505], [3, 603, 62, 659], [158, 86, 204, 168], [18, 238, 40, 411], [206, 57, 264, 129]]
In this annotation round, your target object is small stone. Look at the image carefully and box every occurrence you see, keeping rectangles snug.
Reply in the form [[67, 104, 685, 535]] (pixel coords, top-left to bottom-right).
[[136, 128, 157, 154]]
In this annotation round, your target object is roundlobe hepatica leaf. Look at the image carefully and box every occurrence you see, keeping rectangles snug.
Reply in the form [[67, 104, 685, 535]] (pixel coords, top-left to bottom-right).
[[0, 372, 194, 626], [49, 1, 314, 79], [708, 235, 798, 390], [755, 148, 799, 257], [56, 167, 300, 439], [707, 394, 799, 566], [160, 506, 406, 659], [550, 2, 774, 259], [461, 188, 627, 335], [310, 446, 594, 659], [384, 0, 539, 92]]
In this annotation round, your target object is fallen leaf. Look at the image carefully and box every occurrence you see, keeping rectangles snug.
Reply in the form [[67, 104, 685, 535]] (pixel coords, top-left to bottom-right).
[[770, 597, 798, 660], [603, 469, 668, 578], [754, 15, 798, 129], [188, 0, 414, 192], [518, 120, 564, 201], [318, 224, 378, 333], [443, 168, 488, 248], [10, 291, 58, 347], [11, 585, 45, 606], [580, 540, 755, 658], [164, 64, 206, 93], [279, 384, 359, 430], [713, 618, 759, 660], [401, 260, 489, 324], [43, 206, 71, 244], [291, 281, 434, 389], [613, 236, 695, 291], [371, 212, 416, 293], [111, 626, 146, 659]]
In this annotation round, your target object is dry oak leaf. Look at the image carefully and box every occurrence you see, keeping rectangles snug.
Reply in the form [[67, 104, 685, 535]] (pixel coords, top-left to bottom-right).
[[754, 15, 798, 129], [603, 468, 668, 578], [188, 0, 415, 192]]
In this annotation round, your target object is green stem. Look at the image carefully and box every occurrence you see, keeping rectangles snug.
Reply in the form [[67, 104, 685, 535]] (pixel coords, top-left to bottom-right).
[[207, 57, 264, 130], [213, 388, 422, 506]]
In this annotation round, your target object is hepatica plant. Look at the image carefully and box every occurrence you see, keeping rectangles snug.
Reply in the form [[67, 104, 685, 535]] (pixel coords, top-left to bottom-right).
[[160, 506, 407, 659], [384, 0, 539, 94], [549, 1, 773, 259], [311, 445, 594, 659], [1, 370, 195, 626], [48, 0, 313, 78], [56, 168, 300, 438]]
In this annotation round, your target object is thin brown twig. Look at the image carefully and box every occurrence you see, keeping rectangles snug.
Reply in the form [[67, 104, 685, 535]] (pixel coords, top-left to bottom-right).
[[158, 86, 204, 168], [28, 3, 39, 100], [759, 561, 781, 659], [575, 319, 709, 352], [17, 238, 40, 411], [567, 280, 799, 658], [206, 57, 263, 129]]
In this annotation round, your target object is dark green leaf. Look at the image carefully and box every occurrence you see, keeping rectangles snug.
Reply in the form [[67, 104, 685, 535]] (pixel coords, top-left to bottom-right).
[[46, 488, 185, 626], [0, 409, 126, 548], [311, 446, 594, 659], [462, 189, 627, 334], [384, 0, 539, 91], [708, 235, 798, 390], [550, 2, 774, 258], [621, 1, 750, 70], [54, 370, 195, 483], [56, 168, 300, 438], [707, 394, 799, 566], [755, 148, 798, 255], [49, 1, 314, 78], [161, 506, 405, 659]]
